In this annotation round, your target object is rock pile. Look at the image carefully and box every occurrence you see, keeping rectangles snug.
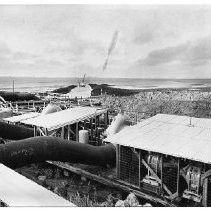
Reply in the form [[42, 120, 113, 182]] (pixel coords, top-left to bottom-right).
[[115, 193, 152, 207]]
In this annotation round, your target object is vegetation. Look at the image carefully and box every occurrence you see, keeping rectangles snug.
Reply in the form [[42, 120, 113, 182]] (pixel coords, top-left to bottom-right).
[[52, 85, 77, 94], [101, 89, 211, 122], [89, 83, 141, 97], [0, 91, 39, 102]]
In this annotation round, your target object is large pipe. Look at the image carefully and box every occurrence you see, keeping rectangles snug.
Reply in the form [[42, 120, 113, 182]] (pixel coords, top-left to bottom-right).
[[0, 122, 116, 168], [0, 137, 116, 168]]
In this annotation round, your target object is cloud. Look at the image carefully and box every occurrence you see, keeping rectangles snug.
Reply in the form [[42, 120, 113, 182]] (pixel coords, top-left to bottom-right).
[[184, 36, 211, 66], [134, 31, 154, 45], [139, 36, 211, 66], [140, 44, 188, 65], [0, 42, 11, 56]]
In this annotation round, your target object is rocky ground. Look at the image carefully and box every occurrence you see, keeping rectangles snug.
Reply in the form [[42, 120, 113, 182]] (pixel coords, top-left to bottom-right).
[[15, 163, 152, 207]]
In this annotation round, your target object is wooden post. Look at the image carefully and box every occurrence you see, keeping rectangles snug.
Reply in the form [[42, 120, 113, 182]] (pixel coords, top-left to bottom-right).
[[95, 114, 97, 144], [161, 155, 163, 191], [61, 127, 64, 139], [203, 178, 208, 207], [107, 111, 109, 126], [34, 126, 37, 137], [104, 111, 109, 129], [45, 128, 48, 136], [90, 118, 93, 143], [139, 150, 141, 188], [76, 123, 79, 142], [176, 158, 180, 196], [16, 104, 18, 112], [84, 120, 86, 130], [116, 144, 120, 179], [67, 125, 70, 140]]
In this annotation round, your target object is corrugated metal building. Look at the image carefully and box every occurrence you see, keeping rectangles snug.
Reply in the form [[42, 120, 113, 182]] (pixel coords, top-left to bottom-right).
[[105, 114, 211, 206]]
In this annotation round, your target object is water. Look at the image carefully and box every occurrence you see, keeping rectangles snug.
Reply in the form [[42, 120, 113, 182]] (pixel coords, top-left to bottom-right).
[[0, 77, 211, 93]]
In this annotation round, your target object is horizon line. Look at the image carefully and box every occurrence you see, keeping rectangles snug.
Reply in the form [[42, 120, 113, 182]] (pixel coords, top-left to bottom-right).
[[0, 76, 211, 80]]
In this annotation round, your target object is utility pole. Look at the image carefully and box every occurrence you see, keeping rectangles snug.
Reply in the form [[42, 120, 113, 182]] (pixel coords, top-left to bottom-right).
[[12, 80, 14, 92]]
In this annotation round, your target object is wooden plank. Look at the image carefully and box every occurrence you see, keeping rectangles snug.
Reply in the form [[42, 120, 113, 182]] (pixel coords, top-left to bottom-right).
[[142, 159, 173, 196], [46, 161, 175, 207], [45, 128, 48, 136], [38, 128, 46, 136]]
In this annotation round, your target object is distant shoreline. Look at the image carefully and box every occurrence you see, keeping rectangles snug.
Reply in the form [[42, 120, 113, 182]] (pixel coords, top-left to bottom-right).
[[1, 83, 211, 102], [2, 77, 211, 93], [52, 83, 211, 97]]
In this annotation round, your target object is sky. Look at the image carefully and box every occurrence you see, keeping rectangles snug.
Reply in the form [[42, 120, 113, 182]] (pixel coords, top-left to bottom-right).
[[1, 4, 211, 78]]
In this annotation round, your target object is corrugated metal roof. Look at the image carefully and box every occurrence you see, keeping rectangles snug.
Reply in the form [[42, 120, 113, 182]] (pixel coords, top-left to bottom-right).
[[0, 164, 75, 206], [3, 112, 40, 123], [22, 107, 107, 131], [105, 114, 211, 164]]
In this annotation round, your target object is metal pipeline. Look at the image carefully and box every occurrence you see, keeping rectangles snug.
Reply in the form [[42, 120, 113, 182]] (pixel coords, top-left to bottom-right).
[[0, 122, 116, 168], [0, 112, 134, 169], [0, 136, 116, 168]]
